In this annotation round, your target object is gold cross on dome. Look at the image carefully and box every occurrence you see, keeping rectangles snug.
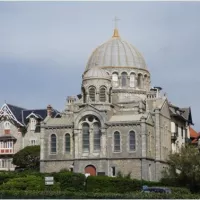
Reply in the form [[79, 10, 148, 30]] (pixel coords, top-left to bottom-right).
[[113, 16, 120, 29]]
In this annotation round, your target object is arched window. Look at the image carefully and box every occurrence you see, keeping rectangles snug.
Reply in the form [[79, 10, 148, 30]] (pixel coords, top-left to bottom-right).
[[129, 131, 136, 151], [138, 74, 143, 89], [51, 134, 57, 153], [121, 72, 128, 87], [130, 73, 135, 87], [114, 131, 120, 152], [65, 133, 70, 153], [93, 123, 101, 151], [82, 87, 86, 103], [144, 74, 148, 89], [4, 121, 10, 130], [89, 87, 96, 102], [109, 87, 112, 103], [99, 87, 106, 102], [30, 118, 36, 131], [82, 123, 89, 152], [112, 73, 118, 87]]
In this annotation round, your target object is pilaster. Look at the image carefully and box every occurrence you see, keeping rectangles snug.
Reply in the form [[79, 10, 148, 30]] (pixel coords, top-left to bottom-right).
[[101, 128, 106, 157], [141, 116, 147, 157], [74, 129, 79, 158], [155, 108, 160, 160]]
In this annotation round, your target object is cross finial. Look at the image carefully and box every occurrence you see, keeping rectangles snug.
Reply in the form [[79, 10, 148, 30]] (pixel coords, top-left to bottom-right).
[[113, 16, 120, 29], [112, 16, 120, 38]]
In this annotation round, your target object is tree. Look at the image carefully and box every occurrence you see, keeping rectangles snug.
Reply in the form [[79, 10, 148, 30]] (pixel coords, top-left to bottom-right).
[[12, 145, 40, 170], [161, 144, 200, 193]]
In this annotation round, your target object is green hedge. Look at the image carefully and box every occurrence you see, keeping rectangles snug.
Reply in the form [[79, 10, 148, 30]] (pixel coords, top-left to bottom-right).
[[0, 190, 198, 199], [0, 172, 19, 185], [86, 176, 191, 194], [53, 171, 85, 191], [0, 175, 60, 191], [86, 176, 142, 193]]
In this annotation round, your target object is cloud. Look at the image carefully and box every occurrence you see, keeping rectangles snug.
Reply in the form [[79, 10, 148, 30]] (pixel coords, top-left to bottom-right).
[[0, 1, 200, 129]]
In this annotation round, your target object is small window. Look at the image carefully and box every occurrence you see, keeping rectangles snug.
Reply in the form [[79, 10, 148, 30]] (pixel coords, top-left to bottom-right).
[[111, 167, 116, 177], [82, 123, 90, 152], [112, 73, 118, 87], [114, 131, 120, 152], [31, 140, 36, 146], [89, 87, 96, 102], [130, 73, 135, 87], [185, 128, 188, 139], [129, 131, 136, 151], [51, 134, 57, 154], [138, 74, 143, 89], [70, 167, 73, 172], [144, 74, 148, 89], [30, 118, 37, 131], [65, 133, 70, 153], [99, 87, 106, 102], [181, 127, 183, 138], [4, 121, 10, 130], [175, 124, 178, 134], [121, 72, 128, 87], [93, 123, 101, 151], [2, 160, 6, 168]]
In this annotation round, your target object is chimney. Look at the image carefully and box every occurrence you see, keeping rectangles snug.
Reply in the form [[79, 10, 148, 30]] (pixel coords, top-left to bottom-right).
[[47, 105, 53, 117]]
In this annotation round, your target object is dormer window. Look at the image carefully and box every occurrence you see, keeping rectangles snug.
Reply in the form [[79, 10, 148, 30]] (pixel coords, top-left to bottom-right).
[[30, 118, 37, 131]]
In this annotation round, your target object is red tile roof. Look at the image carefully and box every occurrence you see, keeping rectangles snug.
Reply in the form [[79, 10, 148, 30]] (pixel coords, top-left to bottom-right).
[[190, 127, 199, 138]]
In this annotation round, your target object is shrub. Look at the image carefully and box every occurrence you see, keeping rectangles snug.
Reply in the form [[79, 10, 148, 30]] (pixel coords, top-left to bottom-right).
[[0, 175, 44, 191], [86, 176, 142, 193], [169, 187, 191, 194], [12, 145, 40, 170], [0, 175, 60, 191], [0, 172, 19, 185], [53, 171, 85, 191]]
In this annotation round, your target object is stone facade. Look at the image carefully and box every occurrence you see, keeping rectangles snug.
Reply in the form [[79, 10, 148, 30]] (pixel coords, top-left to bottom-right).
[[40, 28, 193, 181]]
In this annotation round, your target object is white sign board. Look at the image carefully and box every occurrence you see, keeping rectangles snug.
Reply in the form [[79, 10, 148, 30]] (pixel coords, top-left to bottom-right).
[[45, 176, 54, 185], [45, 181, 54, 185], [45, 177, 54, 181]]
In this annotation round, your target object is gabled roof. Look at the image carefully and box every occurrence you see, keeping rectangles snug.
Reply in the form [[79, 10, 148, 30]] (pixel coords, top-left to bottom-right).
[[181, 107, 193, 125], [0, 103, 60, 126], [6, 104, 27, 125], [22, 109, 60, 125], [169, 104, 193, 125]]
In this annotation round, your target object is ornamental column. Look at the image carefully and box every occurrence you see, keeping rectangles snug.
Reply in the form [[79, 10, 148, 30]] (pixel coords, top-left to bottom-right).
[[90, 129, 93, 154], [74, 129, 79, 158], [101, 128, 107, 157], [155, 108, 161, 160]]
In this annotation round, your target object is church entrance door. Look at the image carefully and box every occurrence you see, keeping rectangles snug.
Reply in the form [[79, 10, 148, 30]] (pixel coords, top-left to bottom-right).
[[85, 165, 96, 176]]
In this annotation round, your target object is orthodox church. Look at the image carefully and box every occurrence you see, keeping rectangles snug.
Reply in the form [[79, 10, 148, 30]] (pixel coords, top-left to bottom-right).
[[40, 27, 193, 181]]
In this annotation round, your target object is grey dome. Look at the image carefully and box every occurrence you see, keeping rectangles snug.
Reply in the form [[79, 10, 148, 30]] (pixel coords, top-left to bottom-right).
[[85, 29, 147, 71], [83, 68, 110, 80]]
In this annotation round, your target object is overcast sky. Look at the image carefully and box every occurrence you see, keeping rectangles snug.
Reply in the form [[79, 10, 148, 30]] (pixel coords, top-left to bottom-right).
[[0, 2, 200, 130]]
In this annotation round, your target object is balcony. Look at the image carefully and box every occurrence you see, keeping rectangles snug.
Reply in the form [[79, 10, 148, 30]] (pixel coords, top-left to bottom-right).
[[0, 148, 14, 154]]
